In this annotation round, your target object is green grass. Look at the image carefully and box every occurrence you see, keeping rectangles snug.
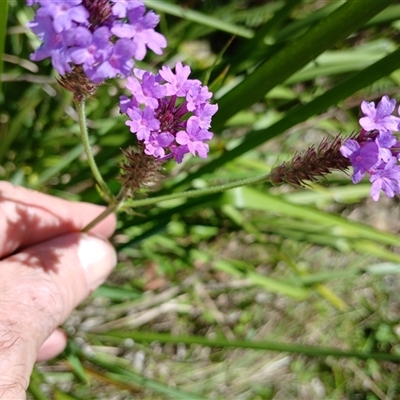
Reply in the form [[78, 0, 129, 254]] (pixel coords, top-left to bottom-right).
[[3, 0, 400, 398]]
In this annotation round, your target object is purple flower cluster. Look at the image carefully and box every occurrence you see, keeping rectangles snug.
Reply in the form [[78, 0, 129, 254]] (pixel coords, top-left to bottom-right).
[[26, 0, 166, 83], [340, 95, 400, 201], [120, 62, 218, 163]]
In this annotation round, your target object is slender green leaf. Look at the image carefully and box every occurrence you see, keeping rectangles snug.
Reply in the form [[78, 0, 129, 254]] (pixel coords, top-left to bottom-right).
[[65, 342, 90, 384], [101, 331, 400, 363], [213, 0, 394, 129], [144, 0, 254, 38], [222, 186, 400, 247], [28, 368, 48, 400], [92, 284, 142, 301], [274, 1, 344, 42], [0, 0, 8, 99], [366, 4, 400, 25], [87, 352, 208, 400], [291, 262, 400, 285], [234, 0, 302, 62], [285, 40, 395, 84], [214, 259, 309, 299], [54, 389, 83, 400]]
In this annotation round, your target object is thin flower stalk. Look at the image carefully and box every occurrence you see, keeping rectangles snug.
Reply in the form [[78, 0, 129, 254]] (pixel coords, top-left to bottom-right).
[[75, 98, 114, 203], [83, 173, 271, 230]]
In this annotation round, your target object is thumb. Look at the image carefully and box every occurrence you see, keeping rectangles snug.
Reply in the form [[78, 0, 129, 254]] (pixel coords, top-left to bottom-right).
[[0, 233, 116, 399]]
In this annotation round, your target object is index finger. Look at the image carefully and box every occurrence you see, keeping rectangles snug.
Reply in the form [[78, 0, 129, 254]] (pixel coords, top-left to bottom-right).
[[0, 181, 116, 259]]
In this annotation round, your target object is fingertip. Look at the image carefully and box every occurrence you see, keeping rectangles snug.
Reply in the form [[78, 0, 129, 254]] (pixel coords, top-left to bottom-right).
[[77, 233, 117, 291], [37, 329, 67, 362]]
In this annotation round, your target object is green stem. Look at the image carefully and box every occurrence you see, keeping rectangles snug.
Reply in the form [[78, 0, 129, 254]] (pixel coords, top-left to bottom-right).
[[82, 189, 125, 232], [75, 99, 114, 203], [97, 331, 400, 363], [82, 174, 270, 231], [124, 173, 270, 208], [82, 202, 120, 232]]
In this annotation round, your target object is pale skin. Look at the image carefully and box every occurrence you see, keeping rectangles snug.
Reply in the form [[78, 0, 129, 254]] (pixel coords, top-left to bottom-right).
[[0, 182, 117, 399]]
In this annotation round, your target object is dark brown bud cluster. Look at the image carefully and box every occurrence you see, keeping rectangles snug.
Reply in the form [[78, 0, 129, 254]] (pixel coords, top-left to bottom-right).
[[58, 65, 100, 101], [119, 147, 164, 197], [82, 0, 113, 30], [270, 133, 362, 187]]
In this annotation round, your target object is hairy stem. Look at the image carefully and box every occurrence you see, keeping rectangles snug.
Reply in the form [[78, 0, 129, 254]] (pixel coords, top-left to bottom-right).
[[82, 174, 270, 231], [75, 99, 114, 203], [82, 189, 125, 232], [124, 174, 270, 208], [82, 202, 119, 232]]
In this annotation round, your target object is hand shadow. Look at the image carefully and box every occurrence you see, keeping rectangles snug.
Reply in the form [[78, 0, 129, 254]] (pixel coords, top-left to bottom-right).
[[0, 190, 85, 273]]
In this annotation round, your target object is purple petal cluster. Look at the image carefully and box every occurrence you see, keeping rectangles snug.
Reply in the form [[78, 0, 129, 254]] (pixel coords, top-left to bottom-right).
[[26, 0, 166, 83], [120, 62, 218, 163], [340, 95, 400, 201]]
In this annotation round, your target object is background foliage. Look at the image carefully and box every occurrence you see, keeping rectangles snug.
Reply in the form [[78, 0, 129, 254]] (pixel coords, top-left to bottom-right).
[[3, 0, 400, 398]]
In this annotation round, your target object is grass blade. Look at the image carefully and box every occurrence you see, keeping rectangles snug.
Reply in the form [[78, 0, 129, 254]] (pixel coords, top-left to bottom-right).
[[144, 0, 254, 38], [213, 0, 394, 129], [222, 187, 400, 247], [214, 259, 309, 299], [101, 331, 400, 363], [0, 0, 8, 99], [86, 352, 209, 400]]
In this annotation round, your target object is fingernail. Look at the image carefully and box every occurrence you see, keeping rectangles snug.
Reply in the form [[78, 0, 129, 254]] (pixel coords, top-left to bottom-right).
[[77, 234, 117, 290]]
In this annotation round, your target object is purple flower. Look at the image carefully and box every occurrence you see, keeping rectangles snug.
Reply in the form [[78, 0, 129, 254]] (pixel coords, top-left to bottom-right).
[[340, 139, 379, 183], [111, 7, 167, 60], [145, 132, 174, 158], [159, 62, 198, 96], [119, 95, 138, 113], [86, 39, 136, 83], [26, 0, 167, 84], [370, 157, 400, 201], [186, 84, 212, 112], [112, 0, 143, 18], [376, 130, 397, 162], [126, 106, 160, 141], [28, 15, 73, 75], [340, 96, 400, 201], [68, 26, 111, 68], [120, 63, 217, 163], [195, 103, 219, 129], [359, 95, 400, 133], [36, 0, 89, 33], [176, 117, 213, 158], [126, 71, 166, 108]]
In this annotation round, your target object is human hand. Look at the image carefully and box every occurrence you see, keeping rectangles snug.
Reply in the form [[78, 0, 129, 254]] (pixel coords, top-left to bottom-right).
[[0, 182, 117, 399]]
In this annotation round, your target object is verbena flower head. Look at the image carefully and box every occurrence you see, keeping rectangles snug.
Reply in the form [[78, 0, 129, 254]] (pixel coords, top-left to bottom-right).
[[26, 0, 167, 85], [120, 62, 218, 163], [340, 95, 400, 201]]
